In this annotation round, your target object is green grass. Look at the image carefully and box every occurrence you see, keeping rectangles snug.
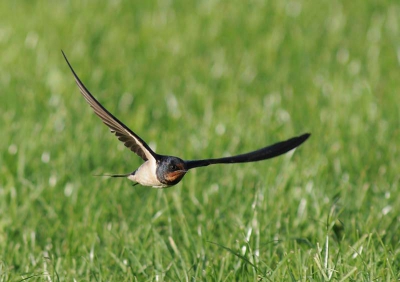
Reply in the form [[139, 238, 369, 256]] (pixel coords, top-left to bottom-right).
[[0, 0, 399, 281]]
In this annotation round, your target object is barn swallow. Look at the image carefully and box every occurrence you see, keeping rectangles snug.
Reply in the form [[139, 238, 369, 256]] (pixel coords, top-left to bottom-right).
[[62, 51, 310, 188]]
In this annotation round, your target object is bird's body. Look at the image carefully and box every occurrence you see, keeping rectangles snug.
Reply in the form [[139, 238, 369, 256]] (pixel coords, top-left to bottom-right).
[[128, 156, 187, 188], [62, 51, 310, 188], [128, 159, 160, 187]]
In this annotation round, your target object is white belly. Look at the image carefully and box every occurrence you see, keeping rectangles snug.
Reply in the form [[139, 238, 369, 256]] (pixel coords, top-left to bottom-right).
[[128, 160, 166, 188]]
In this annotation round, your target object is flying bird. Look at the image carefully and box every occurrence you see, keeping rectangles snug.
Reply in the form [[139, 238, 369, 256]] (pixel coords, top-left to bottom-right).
[[62, 51, 310, 188]]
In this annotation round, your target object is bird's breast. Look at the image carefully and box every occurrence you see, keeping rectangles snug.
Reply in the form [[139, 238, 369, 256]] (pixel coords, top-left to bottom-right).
[[128, 160, 167, 188]]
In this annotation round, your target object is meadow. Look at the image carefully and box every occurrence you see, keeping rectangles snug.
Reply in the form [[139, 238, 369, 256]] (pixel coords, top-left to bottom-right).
[[0, 1, 399, 281]]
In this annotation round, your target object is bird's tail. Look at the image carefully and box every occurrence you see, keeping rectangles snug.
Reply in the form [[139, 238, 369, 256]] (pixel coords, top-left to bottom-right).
[[93, 173, 131, 178]]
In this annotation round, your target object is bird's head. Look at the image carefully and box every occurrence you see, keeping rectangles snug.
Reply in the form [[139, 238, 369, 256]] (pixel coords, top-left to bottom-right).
[[156, 156, 188, 186]]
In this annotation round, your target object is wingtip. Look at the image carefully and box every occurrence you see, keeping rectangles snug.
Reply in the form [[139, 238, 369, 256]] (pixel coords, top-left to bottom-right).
[[61, 50, 80, 79], [61, 50, 71, 66], [298, 132, 311, 144]]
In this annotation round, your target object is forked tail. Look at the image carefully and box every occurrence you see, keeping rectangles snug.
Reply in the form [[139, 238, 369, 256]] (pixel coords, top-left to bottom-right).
[[93, 173, 132, 178]]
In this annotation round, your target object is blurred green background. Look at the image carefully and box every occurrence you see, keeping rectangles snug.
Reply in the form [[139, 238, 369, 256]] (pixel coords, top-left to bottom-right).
[[0, 0, 399, 280]]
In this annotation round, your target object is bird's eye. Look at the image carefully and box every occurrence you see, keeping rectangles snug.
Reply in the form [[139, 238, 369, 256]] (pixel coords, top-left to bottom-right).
[[170, 164, 177, 170]]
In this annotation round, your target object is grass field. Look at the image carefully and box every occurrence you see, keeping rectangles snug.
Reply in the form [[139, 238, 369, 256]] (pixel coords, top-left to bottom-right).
[[1, 1, 399, 281]]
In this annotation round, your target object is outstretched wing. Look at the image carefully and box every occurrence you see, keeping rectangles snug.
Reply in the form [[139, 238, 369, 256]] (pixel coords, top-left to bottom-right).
[[62, 51, 159, 162], [185, 133, 310, 169]]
